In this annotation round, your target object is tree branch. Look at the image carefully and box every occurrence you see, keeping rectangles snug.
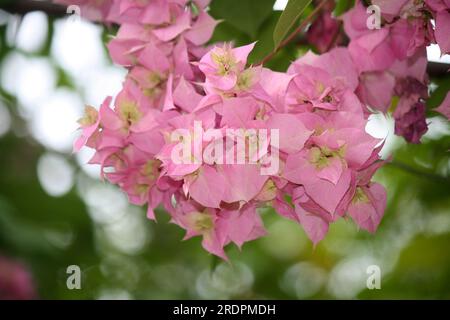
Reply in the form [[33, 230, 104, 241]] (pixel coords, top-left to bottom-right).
[[0, 0, 67, 17], [388, 161, 450, 185], [1, 0, 449, 77], [427, 62, 449, 78]]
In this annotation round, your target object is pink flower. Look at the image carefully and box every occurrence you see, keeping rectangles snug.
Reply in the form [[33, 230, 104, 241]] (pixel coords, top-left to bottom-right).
[[372, 0, 424, 20], [356, 72, 396, 113], [184, 10, 221, 46], [198, 43, 256, 92], [342, 1, 437, 145], [284, 112, 380, 214], [307, 6, 341, 53], [220, 164, 269, 204], [356, 49, 428, 116], [73, 96, 114, 152], [292, 186, 332, 244], [0, 256, 37, 300], [107, 0, 172, 25], [436, 92, 450, 120], [343, 1, 433, 73], [167, 195, 267, 258], [288, 48, 359, 92], [216, 203, 266, 250], [347, 161, 387, 233], [266, 113, 313, 154], [55, 0, 113, 21], [170, 198, 229, 259], [392, 76, 429, 143], [394, 101, 428, 143], [434, 9, 450, 54], [348, 183, 386, 233], [426, 0, 450, 12]]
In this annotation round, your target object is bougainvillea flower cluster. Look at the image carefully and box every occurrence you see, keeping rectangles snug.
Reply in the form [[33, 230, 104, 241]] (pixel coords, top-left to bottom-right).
[[61, 0, 450, 259], [344, 0, 450, 143]]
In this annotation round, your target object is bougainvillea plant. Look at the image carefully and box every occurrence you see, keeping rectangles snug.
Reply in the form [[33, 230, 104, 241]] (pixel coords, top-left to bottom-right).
[[59, 0, 450, 259]]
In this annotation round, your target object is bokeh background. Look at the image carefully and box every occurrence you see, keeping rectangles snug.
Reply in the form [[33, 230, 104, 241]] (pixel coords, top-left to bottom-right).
[[0, 0, 449, 300]]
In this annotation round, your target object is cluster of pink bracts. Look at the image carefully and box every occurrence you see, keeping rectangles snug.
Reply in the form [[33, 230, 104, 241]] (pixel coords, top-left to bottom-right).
[[345, 0, 450, 143], [62, 0, 450, 259]]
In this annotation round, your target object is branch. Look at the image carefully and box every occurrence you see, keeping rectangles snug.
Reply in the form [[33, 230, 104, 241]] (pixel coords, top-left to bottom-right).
[[427, 62, 450, 78], [387, 161, 450, 185], [0, 0, 67, 17], [1, 0, 449, 77]]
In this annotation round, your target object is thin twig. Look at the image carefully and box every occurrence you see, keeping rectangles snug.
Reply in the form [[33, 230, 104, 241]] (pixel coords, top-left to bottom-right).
[[427, 62, 450, 78], [387, 161, 450, 185], [256, 0, 329, 66]]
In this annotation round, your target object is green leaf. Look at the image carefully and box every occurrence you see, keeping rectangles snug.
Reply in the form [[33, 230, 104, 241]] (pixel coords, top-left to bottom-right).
[[333, 0, 355, 17], [248, 12, 299, 71], [248, 12, 281, 63], [428, 77, 450, 110], [273, 0, 312, 49], [209, 20, 251, 46], [209, 0, 275, 39]]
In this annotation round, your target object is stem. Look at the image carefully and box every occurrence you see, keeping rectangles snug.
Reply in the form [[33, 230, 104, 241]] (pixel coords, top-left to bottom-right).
[[387, 161, 450, 185], [256, 0, 329, 66], [427, 62, 450, 78], [210, 254, 220, 274]]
